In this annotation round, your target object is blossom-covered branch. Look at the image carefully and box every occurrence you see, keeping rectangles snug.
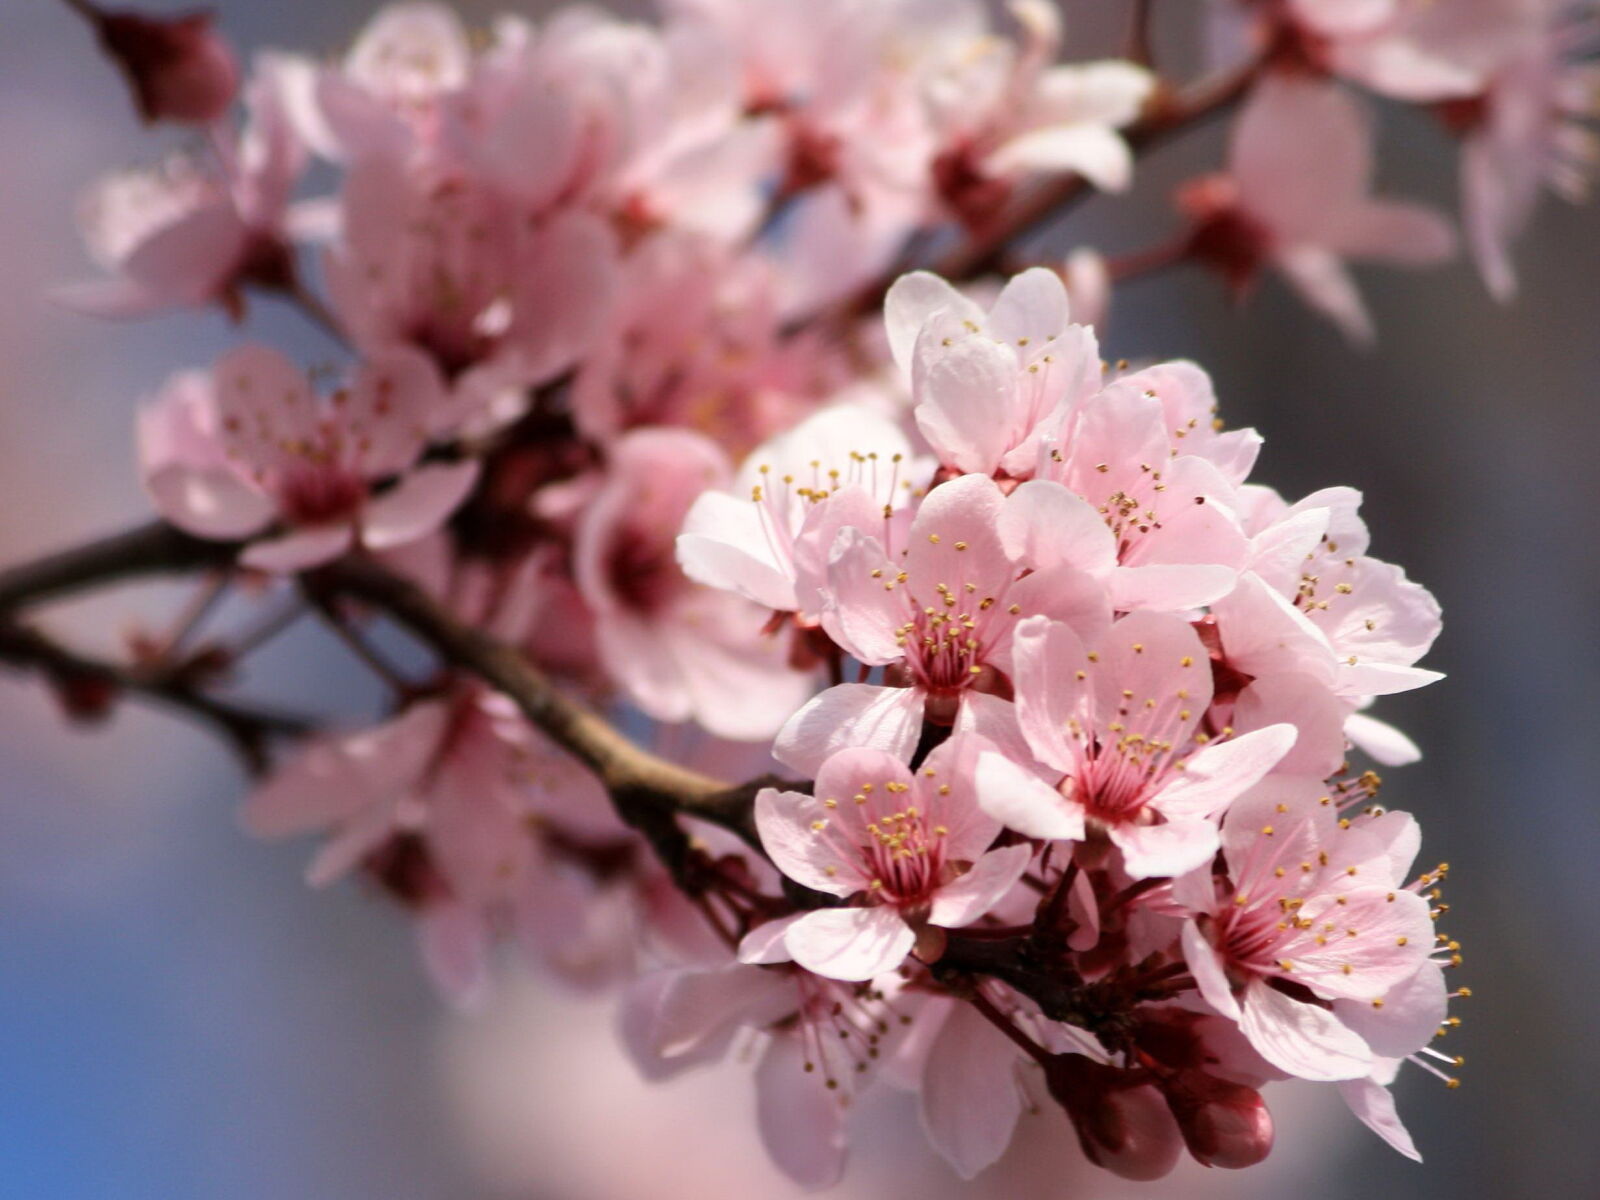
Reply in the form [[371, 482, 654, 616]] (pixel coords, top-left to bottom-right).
[[11, 0, 1566, 1186]]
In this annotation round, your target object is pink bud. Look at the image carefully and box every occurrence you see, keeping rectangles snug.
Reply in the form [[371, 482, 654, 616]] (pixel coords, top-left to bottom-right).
[[1162, 1074, 1275, 1170], [1045, 1055, 1183, 1181], [93, 7, 240, 125]]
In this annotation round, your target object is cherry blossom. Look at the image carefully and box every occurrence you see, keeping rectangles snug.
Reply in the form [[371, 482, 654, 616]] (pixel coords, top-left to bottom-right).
[[677, 400, 927, 618], [774, 472, 1111, 773], [1178, 783, 1439, 1083], [57, 55, 304, 319], [572, 428, 814, 740], [749, 737, 1031, 980], [139, 343, 478, 570], [1180, 72, 1457, 343], [977, 613, 1298, 878], [885, 267, 1102, 478]]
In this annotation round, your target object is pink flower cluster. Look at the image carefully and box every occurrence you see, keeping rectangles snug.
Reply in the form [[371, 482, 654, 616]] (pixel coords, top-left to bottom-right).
[[43, 0, 1534, 1187], [639, 267, 1459, 1182]]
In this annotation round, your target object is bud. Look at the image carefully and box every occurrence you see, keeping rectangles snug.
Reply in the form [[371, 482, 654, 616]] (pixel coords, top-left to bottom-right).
[[1162, 1073, 1275, 1169], [87, 6, 240, 125], [1045, 1054, 1182, 1181]]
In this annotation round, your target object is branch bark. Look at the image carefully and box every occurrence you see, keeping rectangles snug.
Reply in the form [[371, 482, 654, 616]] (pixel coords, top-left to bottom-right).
[[0, 620, 311, 772]]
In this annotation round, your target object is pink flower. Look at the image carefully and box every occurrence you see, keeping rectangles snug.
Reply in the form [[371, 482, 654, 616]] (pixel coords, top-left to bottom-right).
[[324, 157, 617, 420], [275, 2, 475, 161], [573, 428, 814, 740], [976, 613, 1298, 878], [1447, 10, 1600, 300], [774, 472, 1113, 773], [924, 0, 1153, 216], [748, 736, 1031, 981], [57, 55, 304, 319], [87, 5, 240, 126], [885, 267, 1102, 478], [1181, 73, 1456, 343], [1217, 486, 1443, 751], [242, 684, 617, 1003], [622, 958, 915, 1187], [569, 231, 832, 448], [677, 400, 927, 617], [1033, 364, 1255, 609], [139, 343, 479, 571], [1177, 782, 1440, 1083], [1287, 0, 1521, 103]]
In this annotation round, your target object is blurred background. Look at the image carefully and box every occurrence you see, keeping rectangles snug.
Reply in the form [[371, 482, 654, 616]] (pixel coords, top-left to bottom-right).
[[1, 1, 1593, 1197]]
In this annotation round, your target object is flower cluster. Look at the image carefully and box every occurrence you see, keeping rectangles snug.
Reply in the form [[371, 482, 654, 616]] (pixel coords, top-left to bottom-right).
[[29, 0, 1567, 1187]]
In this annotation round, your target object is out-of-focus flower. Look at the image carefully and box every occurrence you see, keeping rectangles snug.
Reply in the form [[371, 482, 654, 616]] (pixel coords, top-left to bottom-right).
[[139, 343, 477, 570], [572, 428, 814, 740], [57, 54, 304, 318], [1179, 73, 1456, 343]]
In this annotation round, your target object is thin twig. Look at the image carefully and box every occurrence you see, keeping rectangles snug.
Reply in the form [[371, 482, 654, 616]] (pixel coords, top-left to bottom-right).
[[0, 620, 312, 773], [0, 521, 235, 613]]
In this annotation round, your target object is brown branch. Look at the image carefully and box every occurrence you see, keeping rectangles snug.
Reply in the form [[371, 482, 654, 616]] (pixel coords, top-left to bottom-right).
[[0, 520, 235, 613], [0, 620, 312, 773], [311, 555, 775, 848]]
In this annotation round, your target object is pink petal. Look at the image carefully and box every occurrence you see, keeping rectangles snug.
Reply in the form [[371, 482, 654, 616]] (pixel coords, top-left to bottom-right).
[[1111, 563, 1238, 611], [772, 683, 924, 777], [1336, 1076, 1421, 1162], [1345, 712, 1422, 766], [785, 906, 916, 981], [361, 460, 480, 550], [1089, 611, 1213, 751], [1181, 919, 1242, 1020], [985, 267, 1070, 346], [754, 788, 862, 898], [145, 465, 275, 540], [677, 491, 800, 612], [239, 522, 355, 572], [919, 1000, 1024, 1179], [989, 124, 1134, 191], [999, 480, 1115, 578], [821, 527, 908, 664], [1153, 724, 1298, 821], [418, 901, 491, 1010], [756, 1036, 847, 1189], [1335, 201, 1457, 266], [1110, 817, 1220, 880], [653, 963, 797, 1060], [974, 748, 1083, 841], [1233, 674, 1347, 779], [912, 333, 1019, 474], [1274, 245, 1375, 346], [884, 270, 982, 375], [737, 914, 804, 964], [929, 844, 1033, 928], [1233, 75, 1372, 240], [1334, 963, 1448, 1059], [1009, 615, 1090, 773], [1239, 979, 1373, 1082]]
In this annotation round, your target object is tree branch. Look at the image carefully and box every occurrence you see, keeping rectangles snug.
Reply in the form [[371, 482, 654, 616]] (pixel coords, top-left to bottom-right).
[[0, 520, 234, 613], [312, 555, 771, 848], [0, 620, 312, 773]]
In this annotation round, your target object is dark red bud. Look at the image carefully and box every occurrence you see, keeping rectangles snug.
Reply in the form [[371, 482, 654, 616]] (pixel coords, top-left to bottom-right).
[[1163, 1073, 1275, 1169], [93, 8, 240, 125], [1046, 1054, 1183, 1181]]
